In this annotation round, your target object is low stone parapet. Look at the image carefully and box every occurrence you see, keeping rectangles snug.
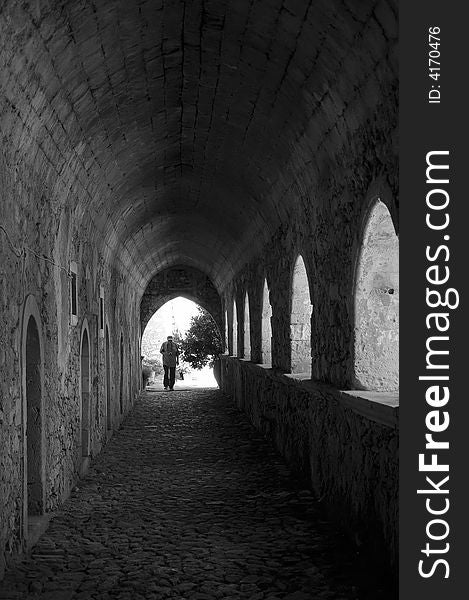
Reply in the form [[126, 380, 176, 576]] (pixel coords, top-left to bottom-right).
[[220, 355, 398, 570]]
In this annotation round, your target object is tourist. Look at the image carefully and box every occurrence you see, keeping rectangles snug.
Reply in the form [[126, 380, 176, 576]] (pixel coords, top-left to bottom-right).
[[159, 335, 179, 390]]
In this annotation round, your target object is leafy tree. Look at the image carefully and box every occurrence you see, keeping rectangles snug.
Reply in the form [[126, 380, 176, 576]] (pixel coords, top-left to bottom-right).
[[180, 308, 222, 369], [142, 357, 163, 375]]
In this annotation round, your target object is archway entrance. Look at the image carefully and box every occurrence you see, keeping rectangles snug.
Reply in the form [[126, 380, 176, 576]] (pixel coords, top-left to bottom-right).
[[80, 329, 91, 457], [142, 297, 219, 388], [25, 316, 44, 517]]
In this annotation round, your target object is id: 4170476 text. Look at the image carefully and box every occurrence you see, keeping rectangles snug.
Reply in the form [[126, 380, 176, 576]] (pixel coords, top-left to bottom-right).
[[428, 26, 441, 104]]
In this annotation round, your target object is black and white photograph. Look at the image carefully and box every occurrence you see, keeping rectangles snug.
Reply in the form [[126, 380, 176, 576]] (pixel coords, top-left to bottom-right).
[[0, 1, 465, 598]]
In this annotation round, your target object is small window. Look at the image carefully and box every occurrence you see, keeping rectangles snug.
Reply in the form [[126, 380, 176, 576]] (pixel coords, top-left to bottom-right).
[[70, 261, 78, 326], [99, 285, 105, 337]]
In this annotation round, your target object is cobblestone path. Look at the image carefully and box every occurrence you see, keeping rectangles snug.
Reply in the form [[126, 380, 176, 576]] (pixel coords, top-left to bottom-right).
[[0, 390, 391, 600]]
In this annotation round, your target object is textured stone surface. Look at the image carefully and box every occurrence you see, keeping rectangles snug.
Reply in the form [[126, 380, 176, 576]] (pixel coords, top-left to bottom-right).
[[0, 390, 395, 599], [0, 0, 397, 289], [220, 357, 398, 570]]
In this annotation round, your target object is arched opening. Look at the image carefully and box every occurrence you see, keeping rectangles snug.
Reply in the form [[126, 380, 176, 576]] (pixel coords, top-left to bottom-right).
[[232, 300, 238, 357], [243, 292, 251, 360], [105, 326, 111, 429], [119, 334, 124, 413], [25, 316, 44, 517], [261, 279, 272, 366], [224, 310, 229, 354], [80, 328, 91, 457], [354, 200, 399, 391], [142, 297, 220, 388], [290, 255, 312, 375]]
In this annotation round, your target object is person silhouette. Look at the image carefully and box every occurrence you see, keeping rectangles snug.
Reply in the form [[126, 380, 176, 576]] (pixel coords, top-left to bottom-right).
[[159, 335, 179, 390]]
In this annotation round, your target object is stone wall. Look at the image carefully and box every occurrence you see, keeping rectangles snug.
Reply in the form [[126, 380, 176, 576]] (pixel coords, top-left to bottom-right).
[[220, 356, 398, 568], [223, 174, 398, 390], [0, 175, 142, 578]]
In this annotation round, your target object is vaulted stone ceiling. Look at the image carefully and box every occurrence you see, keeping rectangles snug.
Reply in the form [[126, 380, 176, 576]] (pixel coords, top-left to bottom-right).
[[0, 0, 397, 290]]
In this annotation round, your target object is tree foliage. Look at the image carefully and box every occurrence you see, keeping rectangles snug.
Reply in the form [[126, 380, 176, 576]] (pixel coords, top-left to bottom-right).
[[180, 308, 222, 369]]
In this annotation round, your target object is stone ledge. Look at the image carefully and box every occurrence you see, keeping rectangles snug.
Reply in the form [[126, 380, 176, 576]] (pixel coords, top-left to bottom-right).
[[223, 357, 399, 430], [337, 390, 399, 429]]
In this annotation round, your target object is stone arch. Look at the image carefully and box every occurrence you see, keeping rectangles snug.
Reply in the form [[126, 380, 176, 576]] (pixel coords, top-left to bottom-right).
[[290, 255, 312, 375], [105, 323, 112, 430], [232, 299, 238, 357], [80, 322, 91, 457], [243, 292, 251, 360], [140, 266, 223, 337], [21, 296, 46, 530], [353, 199, 399, 391], [261, 278, 272, 366]]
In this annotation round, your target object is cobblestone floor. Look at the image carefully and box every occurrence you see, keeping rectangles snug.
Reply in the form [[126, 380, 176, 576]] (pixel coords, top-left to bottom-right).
[[0, 390, 394, 599]]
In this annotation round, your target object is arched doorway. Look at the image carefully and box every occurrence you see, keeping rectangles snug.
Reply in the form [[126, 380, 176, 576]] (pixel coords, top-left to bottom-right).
[[25, 315, 44, 517], [354, 200, 399, 390], [290, 255, 312, 374], [105, 326, 112, 429], [80, 328, 91, 457], [243, 292, 250, 360], [261, 279, 272, 366]]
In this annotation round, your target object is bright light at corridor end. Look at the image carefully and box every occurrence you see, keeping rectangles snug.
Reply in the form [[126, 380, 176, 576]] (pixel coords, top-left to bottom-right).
[[142, 297, 218, 389]]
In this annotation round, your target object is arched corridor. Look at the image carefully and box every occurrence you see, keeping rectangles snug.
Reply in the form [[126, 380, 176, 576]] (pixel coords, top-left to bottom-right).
[[0, 0, 398, 592]]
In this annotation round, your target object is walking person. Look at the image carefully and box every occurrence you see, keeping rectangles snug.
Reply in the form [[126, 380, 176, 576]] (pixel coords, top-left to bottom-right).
[[160, 335, 179, 390]]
